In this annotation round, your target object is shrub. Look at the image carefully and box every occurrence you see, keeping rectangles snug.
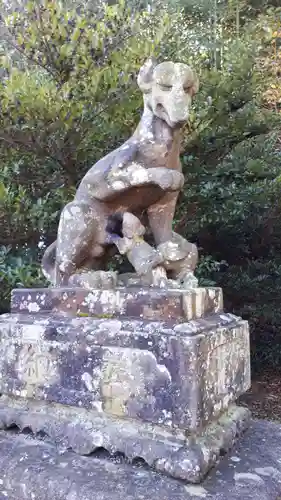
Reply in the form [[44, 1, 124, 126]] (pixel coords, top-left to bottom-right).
[[1, 0, 281, 372]]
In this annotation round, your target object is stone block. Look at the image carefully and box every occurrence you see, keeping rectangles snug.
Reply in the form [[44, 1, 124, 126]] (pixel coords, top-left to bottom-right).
[[0, 311, 250, 431], [0, 395, 250, 484], [11, 286, 223, 321], [0, 285, 251, 483]]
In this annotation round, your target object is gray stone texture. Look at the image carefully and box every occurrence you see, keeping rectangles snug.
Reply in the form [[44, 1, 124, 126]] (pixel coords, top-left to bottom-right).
[[0, 292, 251, 483], [11, 286, 223, 321], [0, 307, 250, 430], [0, 395, 250, 483], [0, 56, 255, 494], [0, 419, 280, 500], [41, 60, 199, 288]]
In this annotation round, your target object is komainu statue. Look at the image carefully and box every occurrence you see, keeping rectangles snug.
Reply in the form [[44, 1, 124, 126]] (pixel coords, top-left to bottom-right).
[[8, 60, 251, 485], [42, 58, 199, 289]]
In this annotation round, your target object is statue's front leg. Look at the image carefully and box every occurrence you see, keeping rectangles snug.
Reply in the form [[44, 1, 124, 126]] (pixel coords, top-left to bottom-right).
[[157, 233, 199, 288], [147, 193, 198, 288], [146, 167, 184, 192], [94, 165, 185, 201], [147, 191, 178, 246]]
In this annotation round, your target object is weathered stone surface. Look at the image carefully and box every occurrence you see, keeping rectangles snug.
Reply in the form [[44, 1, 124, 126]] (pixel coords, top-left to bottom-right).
[[3, 279, 251, 485], [117, 271, 197, 288], [0, 395, 250, 483], [0, 311, 250, 430], [11, 286, 223, 321], [0, 419, 280, 499], [41, 60, 199, 288]]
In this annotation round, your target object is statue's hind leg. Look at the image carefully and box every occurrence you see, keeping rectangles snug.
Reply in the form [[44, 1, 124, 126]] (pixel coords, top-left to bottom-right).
[[67, 246, 118, 289], [55, 201, 107, 286]]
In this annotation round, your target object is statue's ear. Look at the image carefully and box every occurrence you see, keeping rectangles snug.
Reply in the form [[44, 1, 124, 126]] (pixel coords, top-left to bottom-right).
[[137, 57, 157, 94]]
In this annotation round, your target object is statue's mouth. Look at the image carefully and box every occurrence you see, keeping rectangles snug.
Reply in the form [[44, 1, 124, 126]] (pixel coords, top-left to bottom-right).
[[155, 104, 186, 128], [155, 104, 174, 126], [155, 103, 168, 121], [156, 103, 165, 113]]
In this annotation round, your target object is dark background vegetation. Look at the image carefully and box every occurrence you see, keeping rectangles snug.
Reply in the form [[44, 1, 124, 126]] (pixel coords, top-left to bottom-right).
[[0, 0, 281, 372]]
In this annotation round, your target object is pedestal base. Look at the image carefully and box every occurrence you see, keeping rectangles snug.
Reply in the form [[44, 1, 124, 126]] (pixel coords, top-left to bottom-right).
[[0, 395, 250, 483], [1, 285, 251, 483]]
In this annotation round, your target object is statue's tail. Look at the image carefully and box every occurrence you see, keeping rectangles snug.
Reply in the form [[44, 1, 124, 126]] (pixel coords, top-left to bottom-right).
[[41, 240, 57, 284]]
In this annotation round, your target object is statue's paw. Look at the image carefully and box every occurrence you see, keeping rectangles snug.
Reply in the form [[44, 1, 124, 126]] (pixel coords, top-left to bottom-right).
[[179, 271, 198, 289], [68, 270, 117, 289], [151, 266, 168, 287], [158, 235, 198, 268], [157, 240, 188, 262], [170, 171, 185, 191], [127, 164, 149, 185], [158, 171, 184, 192], [109, 164, 150, 189]]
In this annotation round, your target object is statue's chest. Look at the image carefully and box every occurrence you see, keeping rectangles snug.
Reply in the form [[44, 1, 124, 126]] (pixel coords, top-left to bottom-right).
[[108, 184, 165, 214], [137, 141, 176, 169]]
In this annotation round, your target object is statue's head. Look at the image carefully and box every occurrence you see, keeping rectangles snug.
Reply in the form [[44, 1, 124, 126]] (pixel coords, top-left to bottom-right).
[[137, 58, 199, 129]]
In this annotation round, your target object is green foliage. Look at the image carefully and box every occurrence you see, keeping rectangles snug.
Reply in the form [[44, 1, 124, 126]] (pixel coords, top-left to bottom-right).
[[216, 260, 281, 370], [0, 0, 172, 309], [172, 3, 281, 369], [1, 0, 281, 372], [0, 246, 46, 313], [195, 255, 227, 287], [0, 0, 171, 244]]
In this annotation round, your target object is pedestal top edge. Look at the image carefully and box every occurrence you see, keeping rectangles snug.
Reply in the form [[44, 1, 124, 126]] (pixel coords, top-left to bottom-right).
[[0, 311, 244, 338], [11, 286, 222, 295]]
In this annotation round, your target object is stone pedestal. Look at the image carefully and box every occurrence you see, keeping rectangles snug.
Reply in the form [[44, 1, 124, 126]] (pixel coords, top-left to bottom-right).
[[11, 285, 223, 321], [0, 286, 251, 483]]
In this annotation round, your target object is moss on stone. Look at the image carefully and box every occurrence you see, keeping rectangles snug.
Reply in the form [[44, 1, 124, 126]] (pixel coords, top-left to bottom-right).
[[76, 311, 114, 319]]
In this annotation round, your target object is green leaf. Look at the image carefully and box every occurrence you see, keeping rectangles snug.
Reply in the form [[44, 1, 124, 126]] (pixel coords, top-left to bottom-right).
[[0, 183, 7, 201]]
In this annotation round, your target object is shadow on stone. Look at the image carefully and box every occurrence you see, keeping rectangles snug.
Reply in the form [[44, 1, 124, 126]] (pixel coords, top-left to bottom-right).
[[132, 457, 150, 470], [90, 447, 111, 460]]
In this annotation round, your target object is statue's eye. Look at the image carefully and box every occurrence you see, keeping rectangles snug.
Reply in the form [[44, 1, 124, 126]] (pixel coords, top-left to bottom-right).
[[184, 86, 191, 93], [159, 84, 172, 91]]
